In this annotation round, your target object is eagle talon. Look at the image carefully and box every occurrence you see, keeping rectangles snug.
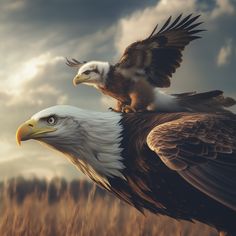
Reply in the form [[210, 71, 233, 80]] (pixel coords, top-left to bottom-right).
[[108, 107, 121, 113], [122, 105, 136, 113]]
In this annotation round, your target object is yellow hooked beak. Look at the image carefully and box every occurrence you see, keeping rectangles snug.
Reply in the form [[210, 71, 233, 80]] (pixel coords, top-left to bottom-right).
[[16, 119, 56, 146], [73, 74, 90, 86]]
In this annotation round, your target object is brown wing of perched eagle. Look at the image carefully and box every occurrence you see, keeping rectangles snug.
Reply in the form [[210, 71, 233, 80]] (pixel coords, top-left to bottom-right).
[[115, 14, 202, 88], [16, 105, 236, 236]]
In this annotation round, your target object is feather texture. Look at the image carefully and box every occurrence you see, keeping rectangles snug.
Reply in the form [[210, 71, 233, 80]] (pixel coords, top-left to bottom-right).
[[147, 113, 236, 211], [116, 14, 204, 87]]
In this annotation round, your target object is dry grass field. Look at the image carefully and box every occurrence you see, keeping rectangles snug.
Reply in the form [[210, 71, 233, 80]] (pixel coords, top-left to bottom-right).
[[0, 177, 218, 236]]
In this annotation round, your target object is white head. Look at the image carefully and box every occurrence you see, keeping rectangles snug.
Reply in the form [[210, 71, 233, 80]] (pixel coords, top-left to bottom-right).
[[73, 61, 110, 88], [16, 105, 125, 187]]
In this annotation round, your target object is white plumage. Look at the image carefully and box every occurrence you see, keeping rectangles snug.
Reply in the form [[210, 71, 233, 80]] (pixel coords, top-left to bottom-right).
[[32, 105, 125, 187]]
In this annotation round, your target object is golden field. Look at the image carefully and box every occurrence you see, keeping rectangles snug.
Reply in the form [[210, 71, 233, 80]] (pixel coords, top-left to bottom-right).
[[0, 177, 218, 236]]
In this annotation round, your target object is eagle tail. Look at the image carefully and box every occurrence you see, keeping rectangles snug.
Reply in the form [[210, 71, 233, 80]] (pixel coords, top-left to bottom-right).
[[174, 90, 236, 112]]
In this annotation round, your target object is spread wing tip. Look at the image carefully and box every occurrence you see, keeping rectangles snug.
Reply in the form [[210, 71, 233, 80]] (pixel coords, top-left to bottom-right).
[[147, 13, 204, 40]]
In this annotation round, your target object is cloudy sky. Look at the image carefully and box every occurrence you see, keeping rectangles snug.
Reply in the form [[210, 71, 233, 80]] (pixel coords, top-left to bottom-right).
[[0, 0, 235, 181]]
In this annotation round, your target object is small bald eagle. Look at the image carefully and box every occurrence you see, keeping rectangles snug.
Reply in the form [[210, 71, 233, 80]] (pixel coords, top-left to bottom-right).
[[66, 14, 235, 113], [17, 105, 236, 236]]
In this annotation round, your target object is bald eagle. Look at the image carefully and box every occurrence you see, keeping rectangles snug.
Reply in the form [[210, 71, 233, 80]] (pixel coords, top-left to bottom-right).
[[16, 105, 236, 236], [66, 14, 235, 113]]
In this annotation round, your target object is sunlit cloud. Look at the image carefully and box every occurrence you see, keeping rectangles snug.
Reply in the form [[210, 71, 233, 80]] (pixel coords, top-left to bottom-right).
[[217, 39, 233, 66], [57, 95, 69, 105], [2, 0, 26, 11], [6, 53, 64, 93], [210, 0, 235, 19], [0, 139, 14, 163], [6, 84, 60, 107]]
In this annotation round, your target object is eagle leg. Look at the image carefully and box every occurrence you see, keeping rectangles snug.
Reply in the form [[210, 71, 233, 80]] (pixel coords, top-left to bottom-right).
[[122, 105, 137, 113], [109, 101, 129, 113], [108, 101, 127, 112], [127, 80, 155, 112], [108, 107, 121, 113]]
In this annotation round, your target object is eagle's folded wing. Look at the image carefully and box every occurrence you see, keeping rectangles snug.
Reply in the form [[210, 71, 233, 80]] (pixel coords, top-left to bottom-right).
[[147, 113, 236, 211], [116, 14, 204, 87]]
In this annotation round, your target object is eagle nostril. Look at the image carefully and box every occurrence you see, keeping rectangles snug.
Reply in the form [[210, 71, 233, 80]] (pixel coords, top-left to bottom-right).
[[28, 123, 34, 127]]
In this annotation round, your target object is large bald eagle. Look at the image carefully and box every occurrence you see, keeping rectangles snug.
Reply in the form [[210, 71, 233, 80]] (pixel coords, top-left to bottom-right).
[[16, 105, 236, 236], [66, 14, 235, 113]]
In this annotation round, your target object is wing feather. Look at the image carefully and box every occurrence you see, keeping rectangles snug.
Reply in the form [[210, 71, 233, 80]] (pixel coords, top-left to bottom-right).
[[157, 16, 172, 33], [165, 13, 183, 31], [147, 113, 236, 211], [116, 14, 204, 87]]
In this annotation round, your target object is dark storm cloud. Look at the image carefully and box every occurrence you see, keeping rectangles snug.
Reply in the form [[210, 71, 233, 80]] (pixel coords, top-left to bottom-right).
[[9, 0, 154, 22], [1, 0, 157, 36]]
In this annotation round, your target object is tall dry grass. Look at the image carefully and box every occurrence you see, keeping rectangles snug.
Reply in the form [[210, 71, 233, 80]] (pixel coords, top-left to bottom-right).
[[0, 177, 217, 236]]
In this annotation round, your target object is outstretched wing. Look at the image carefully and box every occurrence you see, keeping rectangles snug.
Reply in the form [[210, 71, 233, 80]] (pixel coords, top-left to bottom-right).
[[147, 113, 236, 211], [116, 14, 204, 87]]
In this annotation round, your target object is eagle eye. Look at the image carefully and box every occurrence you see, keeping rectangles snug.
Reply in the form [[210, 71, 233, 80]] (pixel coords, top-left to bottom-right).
[[47, 116, 57, 125], [83, 70, 90, 75]]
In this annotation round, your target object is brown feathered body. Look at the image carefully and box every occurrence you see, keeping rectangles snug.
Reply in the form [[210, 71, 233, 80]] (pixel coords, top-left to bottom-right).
[[110, 112, 236, 235], [99, 68, 156, 112]]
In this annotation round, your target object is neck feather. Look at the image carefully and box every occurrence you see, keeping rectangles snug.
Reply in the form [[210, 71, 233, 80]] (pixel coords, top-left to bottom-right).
[[50, 111, 125, 188]]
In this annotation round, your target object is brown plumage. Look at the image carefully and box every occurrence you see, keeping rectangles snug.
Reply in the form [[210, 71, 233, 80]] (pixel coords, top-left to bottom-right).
[[117, 111, 236, 236]]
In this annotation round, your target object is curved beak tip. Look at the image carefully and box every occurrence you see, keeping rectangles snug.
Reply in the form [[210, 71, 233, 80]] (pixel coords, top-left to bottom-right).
[[16, 129, 22, 146], [15, 121, 32, 146], [73, 76, 79, 87]]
